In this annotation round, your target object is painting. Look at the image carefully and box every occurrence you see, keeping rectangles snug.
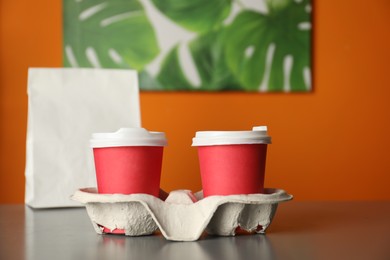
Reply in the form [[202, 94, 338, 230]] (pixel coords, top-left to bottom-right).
[[63, 0, 312, 91]]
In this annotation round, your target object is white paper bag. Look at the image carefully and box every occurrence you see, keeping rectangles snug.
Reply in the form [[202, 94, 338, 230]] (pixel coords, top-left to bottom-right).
[[25, 68, 141, 208]]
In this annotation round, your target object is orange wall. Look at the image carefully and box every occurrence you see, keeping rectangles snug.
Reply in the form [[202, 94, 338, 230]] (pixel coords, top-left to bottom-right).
[[1, 0, 389, 203]]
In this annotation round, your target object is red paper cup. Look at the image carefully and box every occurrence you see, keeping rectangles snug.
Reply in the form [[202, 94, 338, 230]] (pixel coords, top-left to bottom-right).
[[90, 128, 167, 197], [192, 126, 271, 197], [90, 128, 167, 234], [93, 146, 163, 196]]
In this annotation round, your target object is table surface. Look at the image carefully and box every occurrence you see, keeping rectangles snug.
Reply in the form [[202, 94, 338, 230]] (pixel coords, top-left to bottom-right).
[[1, 201, 389, 260]]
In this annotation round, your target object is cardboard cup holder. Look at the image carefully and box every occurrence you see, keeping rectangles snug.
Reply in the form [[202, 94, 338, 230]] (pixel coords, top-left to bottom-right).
[[72, 188, 292, 241]]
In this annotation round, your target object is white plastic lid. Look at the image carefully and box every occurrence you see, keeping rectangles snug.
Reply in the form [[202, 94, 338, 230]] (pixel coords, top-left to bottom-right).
[[192, 126, 271, 146], [90, 128, 167, 148]]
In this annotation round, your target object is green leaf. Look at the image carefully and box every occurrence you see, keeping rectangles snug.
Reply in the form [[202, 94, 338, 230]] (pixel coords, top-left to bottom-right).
[[189, 29, 241, 90], [63, 0, 159, 70], [156, 29, 240, 91], [156, 45, 194, 90], [150, 0, 232, 33], [224, 0, 311, 91]]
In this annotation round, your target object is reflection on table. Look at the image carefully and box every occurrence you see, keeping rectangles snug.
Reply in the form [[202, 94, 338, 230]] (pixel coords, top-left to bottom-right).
[[1, 201, 390, 260], [23, 206, 274, 260]]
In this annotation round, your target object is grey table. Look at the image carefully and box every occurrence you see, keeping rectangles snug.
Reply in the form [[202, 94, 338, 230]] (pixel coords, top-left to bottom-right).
[[1, 202, 389, 260]]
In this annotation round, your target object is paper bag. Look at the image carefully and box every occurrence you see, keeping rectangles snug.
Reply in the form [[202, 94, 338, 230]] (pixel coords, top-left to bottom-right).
[[25, 68, 141, 208]]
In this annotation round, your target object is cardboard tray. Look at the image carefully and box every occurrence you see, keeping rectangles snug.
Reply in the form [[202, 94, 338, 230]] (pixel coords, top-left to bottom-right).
[[72, 188, 292, 241]]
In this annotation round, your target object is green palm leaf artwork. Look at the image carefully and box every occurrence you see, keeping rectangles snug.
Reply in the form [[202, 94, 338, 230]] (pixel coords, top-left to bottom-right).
[[63, 0, 312, 92]]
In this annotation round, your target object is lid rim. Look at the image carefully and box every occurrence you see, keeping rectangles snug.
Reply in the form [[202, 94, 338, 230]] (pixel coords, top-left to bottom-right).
[[192, 139, 271, 146], [191, 126, 271, 146], [91, 143, 167, 148], [90, 128, 167, 148]]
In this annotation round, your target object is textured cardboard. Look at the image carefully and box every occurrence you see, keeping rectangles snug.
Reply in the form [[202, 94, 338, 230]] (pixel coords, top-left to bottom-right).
[[72, 188, 292, 241]]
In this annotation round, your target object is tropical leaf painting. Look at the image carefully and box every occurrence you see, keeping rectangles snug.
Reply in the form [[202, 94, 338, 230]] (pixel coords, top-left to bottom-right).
[[63, 0, 312, 91]]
